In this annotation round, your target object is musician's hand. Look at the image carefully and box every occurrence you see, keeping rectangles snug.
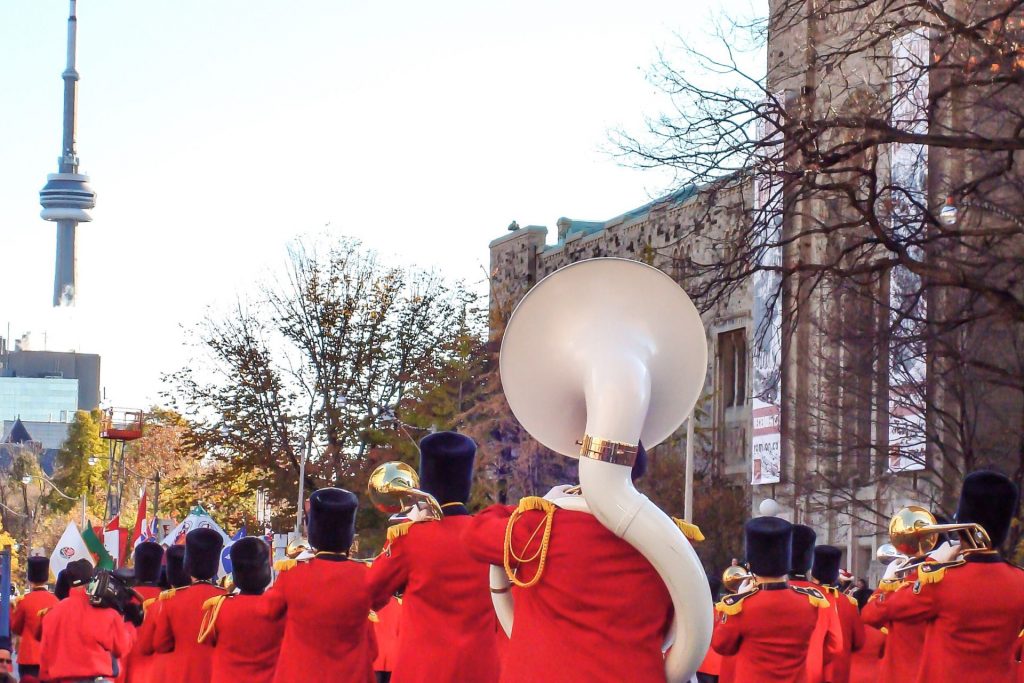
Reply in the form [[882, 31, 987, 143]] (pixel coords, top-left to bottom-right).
[[929, 540, 961, 564], [543, 485, 575, 502], [882, 557, 907, 582], [406, 504, 431, 523], [737, 579, 754, 594]]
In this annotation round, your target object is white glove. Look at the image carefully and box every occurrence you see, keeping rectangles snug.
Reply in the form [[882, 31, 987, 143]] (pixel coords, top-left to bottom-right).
[[737, 578, 754, 594], [405, 503, 431, 523], [929, 540, 961, 564], [543, 484, 575, 502], [882, 556, 909, 582]]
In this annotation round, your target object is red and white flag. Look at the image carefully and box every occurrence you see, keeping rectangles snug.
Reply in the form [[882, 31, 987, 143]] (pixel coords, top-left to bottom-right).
[[130, 489, 149, 550]]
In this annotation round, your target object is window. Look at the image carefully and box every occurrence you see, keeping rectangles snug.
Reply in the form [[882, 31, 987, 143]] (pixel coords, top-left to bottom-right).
[[718, 329, 748, 409]]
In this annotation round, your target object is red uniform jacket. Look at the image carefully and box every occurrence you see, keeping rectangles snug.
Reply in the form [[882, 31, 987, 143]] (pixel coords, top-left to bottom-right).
[[464, 503, 673, 683], [11, 588, 58, 666], [39, 587, 137, 681], [263, 556, 376, 683], [870, 554, 1024, 683], [791, 578, 844, 683], [136, 593, 172, 683], [152, 582, 227, 683], [822, 588, 865, 683], [861, 569, 928, 683], [119, 584, 163, 683], [711, 582, 840, 683], [367, 516, 500, 683], [198, 593, 284, 683], [849, 626, 885, 683], [371, 597, 402, 673]]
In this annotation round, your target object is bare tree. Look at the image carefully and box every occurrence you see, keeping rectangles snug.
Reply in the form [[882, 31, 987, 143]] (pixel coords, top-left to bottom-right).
[[616, 1, 1024, 553]]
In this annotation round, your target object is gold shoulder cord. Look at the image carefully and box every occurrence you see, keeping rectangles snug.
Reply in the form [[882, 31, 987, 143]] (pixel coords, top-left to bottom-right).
[[196, 595, 229, 644], [503, 497, 556, 588]]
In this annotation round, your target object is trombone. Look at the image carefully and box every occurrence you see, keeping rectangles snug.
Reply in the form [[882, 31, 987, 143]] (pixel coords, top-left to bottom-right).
[[889, 505, 991, 558], [368, 461, 443, 523], [880, 505, 993, 576]]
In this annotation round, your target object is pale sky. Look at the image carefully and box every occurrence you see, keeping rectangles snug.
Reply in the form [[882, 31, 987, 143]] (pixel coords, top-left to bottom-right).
[[1, 0, 757, 409]]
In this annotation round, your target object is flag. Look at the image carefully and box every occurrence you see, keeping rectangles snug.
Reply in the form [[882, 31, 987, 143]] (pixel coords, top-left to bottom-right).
[[82, 522, 114, 570], [139, 517, 158, 543], [161, 505, 230, 548], [220, 527, 246, 575], [49, 521, 95, 575], [130, 490, 149, 551], [103, 516, 121, 568]]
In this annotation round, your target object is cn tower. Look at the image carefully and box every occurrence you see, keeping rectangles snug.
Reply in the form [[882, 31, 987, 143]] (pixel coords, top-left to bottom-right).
[[39, 0, 96, 307]]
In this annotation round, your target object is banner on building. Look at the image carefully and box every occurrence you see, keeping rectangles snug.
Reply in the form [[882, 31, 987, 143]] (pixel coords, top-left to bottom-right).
[[751, 94, 784, 485], [888, 29, 929, 472]]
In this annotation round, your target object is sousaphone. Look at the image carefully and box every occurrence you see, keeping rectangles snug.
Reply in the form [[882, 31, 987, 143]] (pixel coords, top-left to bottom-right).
[[496, 257, 712, 683]]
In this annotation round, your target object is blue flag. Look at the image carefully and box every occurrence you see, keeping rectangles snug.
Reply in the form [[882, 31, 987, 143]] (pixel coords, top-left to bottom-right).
[[220, 527, 246, 575]]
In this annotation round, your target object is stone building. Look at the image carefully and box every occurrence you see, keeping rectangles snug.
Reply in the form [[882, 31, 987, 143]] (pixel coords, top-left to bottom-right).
[[487, 1, 1024, 580]]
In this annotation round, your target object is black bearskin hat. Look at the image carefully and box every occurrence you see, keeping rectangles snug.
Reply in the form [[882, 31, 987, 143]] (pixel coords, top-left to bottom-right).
[[419, 431, 475, 510], [812, 545, 842, 586], [745, 516, 793, 578], [54, 569, 71, 600], [790, 524, 817, 575], [27, 557, 49, 585], [133, 542, 164, 585], [956, 470, 1019, 549], [308, 487, 358, 553], [230, 537, 271, 595], [166, 545, 189, 588], [184, 528, 224, 581]]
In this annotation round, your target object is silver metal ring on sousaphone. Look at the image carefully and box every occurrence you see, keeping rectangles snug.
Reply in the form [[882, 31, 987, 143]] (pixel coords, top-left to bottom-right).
[[496, 257, 712, 683]]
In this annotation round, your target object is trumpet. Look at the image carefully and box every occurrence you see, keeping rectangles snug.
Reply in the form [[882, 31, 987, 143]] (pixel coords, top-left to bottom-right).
[[368, 460, 443, 523], [889, 505, 991, 559], [722, 565, 753, 593]]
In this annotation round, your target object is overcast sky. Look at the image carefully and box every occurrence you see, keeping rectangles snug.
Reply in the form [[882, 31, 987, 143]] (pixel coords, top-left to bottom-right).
[[0, 0, 757, 409]]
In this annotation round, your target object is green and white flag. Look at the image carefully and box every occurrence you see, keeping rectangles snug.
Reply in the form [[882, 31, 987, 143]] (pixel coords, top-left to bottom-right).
[[49, 521, 95, 575]]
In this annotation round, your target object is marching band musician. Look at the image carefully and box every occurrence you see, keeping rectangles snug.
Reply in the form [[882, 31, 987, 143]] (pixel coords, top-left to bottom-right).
[[811, 546, 864, 683], [11, 556, 57, 682], [138, 544, 188, 683], [462, 447, 676, 683], [366, 432, 500, 683], [198, 536, 282, 683], [789, 525, 817, 589], [865, 470, 1024, 682], [264, 487, 377, 683], [120, 541, 165, 683], [152, 528, 227, 683], [789, 524, 843, 683], [710, 516, 841, 683]]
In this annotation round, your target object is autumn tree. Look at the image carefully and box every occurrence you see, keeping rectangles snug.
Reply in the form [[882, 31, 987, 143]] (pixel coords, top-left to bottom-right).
[[166, 237, 484, 532]]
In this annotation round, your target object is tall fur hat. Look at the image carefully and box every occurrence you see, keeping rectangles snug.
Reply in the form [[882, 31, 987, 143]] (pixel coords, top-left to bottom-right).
[[166, 545, 189, 588], [745, 516, 793, 578], [790, 524, 817, 575], [133, 542, 164, 585], [812, 545, 842, 586], [230, 537, 271, 595], [419, 431, 476, 512], [956, 470, 1019, 549], [308, 487, 358, 553], [27, 556, 49, 585], [184, 528, 224, 581]]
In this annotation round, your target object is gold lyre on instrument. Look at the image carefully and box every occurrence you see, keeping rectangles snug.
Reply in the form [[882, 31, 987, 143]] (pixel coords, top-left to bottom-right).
[[368, 460, 443, 523], [721, 565, 753, 593], [889, 505, 991, 558]]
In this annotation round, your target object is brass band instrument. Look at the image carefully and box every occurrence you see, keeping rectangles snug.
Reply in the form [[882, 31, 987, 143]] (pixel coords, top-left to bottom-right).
[[499, 257, 712, 683], [889, 505, 991, 558], [285, 537, 312, 559], [721, 565, 753, 593], [368, 460, 443, 523]]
